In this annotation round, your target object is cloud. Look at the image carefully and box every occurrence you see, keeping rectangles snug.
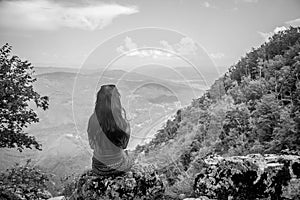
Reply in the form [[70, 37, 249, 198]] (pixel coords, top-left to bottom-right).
[[116, 37, 138, 53], [161, 37, 198, 56], [129, 50, 173, 58], [160, 40, 175, 52], [258, 26, 287, 42], [117, 36, 198, 59], [286, 18, 300, 27], [0, 0, 138, 31], [117, 37, 173, 58]]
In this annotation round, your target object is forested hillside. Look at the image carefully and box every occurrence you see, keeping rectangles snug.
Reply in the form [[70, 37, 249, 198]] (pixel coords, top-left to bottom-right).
[[134, 26, 300, 194]]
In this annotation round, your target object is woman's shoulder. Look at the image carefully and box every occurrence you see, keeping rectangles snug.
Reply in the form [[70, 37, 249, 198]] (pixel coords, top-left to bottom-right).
[[88, 112, 98, 126], [91, 111, 98, 120]]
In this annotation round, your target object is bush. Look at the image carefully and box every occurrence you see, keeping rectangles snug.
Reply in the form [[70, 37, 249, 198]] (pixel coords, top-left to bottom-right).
[[59, 173, 81, 197], [0, 160, 52, 200]]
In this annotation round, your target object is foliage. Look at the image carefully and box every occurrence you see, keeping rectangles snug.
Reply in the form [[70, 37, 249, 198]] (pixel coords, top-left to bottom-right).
[[0, 160, 52, 200], [134, 26, 300, 194], [135, 109, 183, 154], [0, 43, 49, 151], [59, 173, 81, 197]]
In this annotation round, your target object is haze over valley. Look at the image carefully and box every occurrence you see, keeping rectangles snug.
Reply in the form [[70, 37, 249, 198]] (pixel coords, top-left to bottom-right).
[[0, 65, 208, 178]]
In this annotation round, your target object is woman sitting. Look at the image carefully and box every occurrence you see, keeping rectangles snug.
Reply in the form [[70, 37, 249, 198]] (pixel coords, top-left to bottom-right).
[[87, 84, 132, 176], [69, 85, 164, 199]]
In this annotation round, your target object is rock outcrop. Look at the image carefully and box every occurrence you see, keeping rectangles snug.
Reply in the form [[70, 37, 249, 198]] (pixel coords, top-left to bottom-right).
[[193, 154, 300, 200], [68, 165, 165, 200], [6, 154, 298, 200]]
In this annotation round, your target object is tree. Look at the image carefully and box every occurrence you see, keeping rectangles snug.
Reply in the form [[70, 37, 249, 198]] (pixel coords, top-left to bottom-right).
[[218, 104, 252, 155], [0, 43, 49, 151]]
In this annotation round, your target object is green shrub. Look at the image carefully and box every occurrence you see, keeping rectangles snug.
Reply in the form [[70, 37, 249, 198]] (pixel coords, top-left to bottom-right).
[[0, 160, 52, 200]]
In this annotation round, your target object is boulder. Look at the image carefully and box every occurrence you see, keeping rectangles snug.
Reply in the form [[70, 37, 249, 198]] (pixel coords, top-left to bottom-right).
[[69, 165, 165, 200], [193, 154, 300, 200]]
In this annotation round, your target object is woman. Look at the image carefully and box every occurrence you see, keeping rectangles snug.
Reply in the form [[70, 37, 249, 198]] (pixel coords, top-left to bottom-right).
[[87, 84, 132, 176]]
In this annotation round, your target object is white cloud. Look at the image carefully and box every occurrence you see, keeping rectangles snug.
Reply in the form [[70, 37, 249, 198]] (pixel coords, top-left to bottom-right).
[[117, 37, 173, 58], [258, 26, 287, 42], [286, 18, 300, 27], [160, 40, 175, 52], [117, 36, 198, 59], [121, 49, 173, 59], [116, 37, 138, 53], [175, 37, 198, 55], [132, 49, 173, 58], [124, 37, 138, 50], [160, 37, 198, 56], [210, 52, 225, 59], [0, 0, 138, 31]]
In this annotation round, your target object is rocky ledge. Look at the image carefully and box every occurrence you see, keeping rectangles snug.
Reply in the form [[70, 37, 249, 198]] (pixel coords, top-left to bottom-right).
[[68, 164, 165, 200], [193, 154, 300, 200], [14, 154, 299, 200]]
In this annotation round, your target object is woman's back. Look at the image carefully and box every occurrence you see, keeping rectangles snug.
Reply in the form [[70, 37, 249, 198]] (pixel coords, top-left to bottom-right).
[[88, 112, 124, 166], [87, 84, 132, 176]]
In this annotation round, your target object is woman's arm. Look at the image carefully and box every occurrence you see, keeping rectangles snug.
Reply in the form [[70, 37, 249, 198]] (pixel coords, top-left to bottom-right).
[[87, 114, 96, 150], [125, 121, 131, 135], [121, 121, 131, 149]]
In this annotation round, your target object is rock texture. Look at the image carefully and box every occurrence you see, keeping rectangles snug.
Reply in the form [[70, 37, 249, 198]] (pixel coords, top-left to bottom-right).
[[69, 165, 165, 200], [48, 154, 300, 200], [193, 154, 300, 200]]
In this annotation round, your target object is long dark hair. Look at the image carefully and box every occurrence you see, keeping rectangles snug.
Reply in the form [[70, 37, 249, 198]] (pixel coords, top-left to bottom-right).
[[95, 84, 130, 149]]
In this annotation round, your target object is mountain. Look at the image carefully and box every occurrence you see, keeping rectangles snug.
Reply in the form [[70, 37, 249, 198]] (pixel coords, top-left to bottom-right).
[[60, 26, 300, 200], [134, 65, 218, 90], [134, 26, 300, 194], [33, 66, 79, 75]]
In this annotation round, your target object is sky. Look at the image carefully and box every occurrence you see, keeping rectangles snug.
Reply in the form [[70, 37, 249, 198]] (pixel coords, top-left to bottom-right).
[[0, 0, 299, 73]]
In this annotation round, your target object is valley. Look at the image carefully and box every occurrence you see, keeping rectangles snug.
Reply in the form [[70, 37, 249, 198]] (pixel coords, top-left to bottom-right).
[[0, 65, 209, 179]]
